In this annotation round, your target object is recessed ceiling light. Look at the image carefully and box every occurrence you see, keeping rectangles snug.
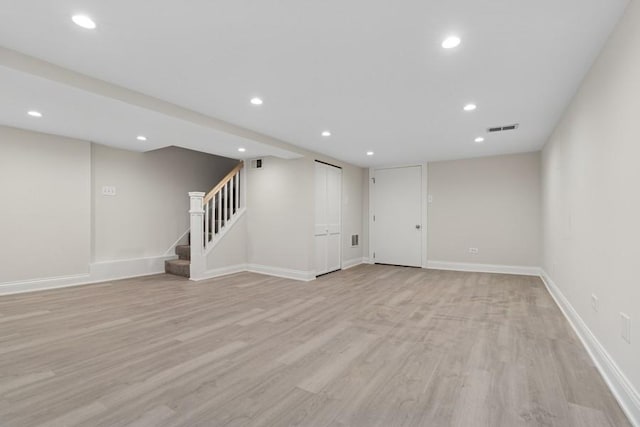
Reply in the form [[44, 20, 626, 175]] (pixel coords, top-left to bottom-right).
[[442, 36, 461, 49], [136, 136, 147, 141], [475, 137, 485, 143], [27, 111, 42, 118], [366, 151, 374, 156], [463, 103, 477, 111], [72, 15, 96, 29], [321, 131, 331, 137], [238, 147, 246, 152], [250, 97, 263, 105]]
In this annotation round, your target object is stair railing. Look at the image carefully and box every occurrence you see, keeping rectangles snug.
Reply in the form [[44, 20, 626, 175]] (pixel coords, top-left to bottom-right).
[[202, 161, 244, 248], [188, 161, 245, 279]]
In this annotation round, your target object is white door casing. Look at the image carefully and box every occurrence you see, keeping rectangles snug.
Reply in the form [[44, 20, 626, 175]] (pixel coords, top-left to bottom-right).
[[372, 166, 423, 267]]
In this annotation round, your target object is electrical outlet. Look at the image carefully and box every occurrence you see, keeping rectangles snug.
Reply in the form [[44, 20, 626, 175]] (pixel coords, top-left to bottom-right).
[[102, 186, 116, 196], [591, 294, 598, 312], [621, 313, 631, 344], [428, 195, 433, 204], [468, 248, 479, 255]]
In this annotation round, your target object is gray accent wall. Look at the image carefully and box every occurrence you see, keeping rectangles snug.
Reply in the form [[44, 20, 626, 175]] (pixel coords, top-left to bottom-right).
[[428, 152, 541, 267]]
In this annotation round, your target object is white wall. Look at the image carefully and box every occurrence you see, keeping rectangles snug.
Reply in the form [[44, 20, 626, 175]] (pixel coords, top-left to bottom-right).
[[341, 164, 366, 266], [0, 126, 237, 293], [92, 144, 236, 262], [0, 126, 91, 284], [246, 157, 314, 275], [361, 171, 370, 262], [541, 0, 640, 416], [204, 213, 248, 274], [246, 155, 365, 278], [0, 124, 364, 289], [428, 152, 541, 268]]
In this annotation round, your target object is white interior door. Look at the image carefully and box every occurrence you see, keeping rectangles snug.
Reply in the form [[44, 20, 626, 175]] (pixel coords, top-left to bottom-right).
[[315, 162, 342, 276], [373, 166, 422, 267]]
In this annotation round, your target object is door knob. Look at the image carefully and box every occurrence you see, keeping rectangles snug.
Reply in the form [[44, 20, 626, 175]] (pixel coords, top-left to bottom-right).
[[415, 224, 421, 229]]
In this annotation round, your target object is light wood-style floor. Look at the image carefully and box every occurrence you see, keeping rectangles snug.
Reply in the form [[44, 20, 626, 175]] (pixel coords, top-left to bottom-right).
[[0, 265, 630, 427]]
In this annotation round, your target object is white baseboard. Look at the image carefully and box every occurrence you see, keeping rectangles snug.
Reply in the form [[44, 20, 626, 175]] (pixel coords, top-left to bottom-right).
[[426, 260, 541, 276], [0, 257, 319, 296], [190, 264, 248, 281], [247, 264, 315, 282], [0, 273, 91, 295], [89, 255, 175, 283], [0, 255, 175, 296], [195, 263, 319, 282], [342, 257, 367, 270], [540, 270, 639, 426], [362, 257, 373, 265]]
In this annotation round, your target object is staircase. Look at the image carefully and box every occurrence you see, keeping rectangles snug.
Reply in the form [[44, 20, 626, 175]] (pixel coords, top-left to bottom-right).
[[164, 161, 245, 279], [165, 244, 191, 277]]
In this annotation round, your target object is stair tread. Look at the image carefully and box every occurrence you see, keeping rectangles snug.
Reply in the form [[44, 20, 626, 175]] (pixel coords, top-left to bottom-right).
[[175, 245, 191, 261], [165, 258, 190, 278], [166, 259, 190, 266]]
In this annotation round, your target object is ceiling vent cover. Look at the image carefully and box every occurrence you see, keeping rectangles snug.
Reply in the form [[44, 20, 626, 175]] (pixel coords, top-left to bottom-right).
[[487, 123, 519, 133]]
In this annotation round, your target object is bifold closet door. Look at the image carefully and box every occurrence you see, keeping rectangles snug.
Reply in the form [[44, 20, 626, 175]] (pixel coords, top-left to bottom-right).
[[314, 162, 342, 276]]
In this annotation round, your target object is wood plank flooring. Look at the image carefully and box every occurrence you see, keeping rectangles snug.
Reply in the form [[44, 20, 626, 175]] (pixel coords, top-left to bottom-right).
[[0, 265, 630, 426]]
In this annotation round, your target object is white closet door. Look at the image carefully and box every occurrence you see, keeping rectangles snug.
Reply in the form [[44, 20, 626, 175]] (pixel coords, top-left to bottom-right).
[[314, 162, 342, 276], [314, 163, 328, 275], [326, 166, 342, 273]]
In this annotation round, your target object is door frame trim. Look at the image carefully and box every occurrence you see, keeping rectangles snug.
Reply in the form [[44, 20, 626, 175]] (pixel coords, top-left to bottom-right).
[[314, 159, 342, 169], [368, 163, 428, 268]]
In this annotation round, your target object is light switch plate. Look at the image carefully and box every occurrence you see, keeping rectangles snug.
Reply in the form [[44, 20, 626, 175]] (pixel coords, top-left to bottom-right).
[[621, 313, 631, 343], [102, 186, 116, 196]]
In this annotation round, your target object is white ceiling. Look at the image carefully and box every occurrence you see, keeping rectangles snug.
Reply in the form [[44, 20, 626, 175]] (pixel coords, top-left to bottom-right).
[[0, 0, 629, 166], [0, 64, 300, 160]]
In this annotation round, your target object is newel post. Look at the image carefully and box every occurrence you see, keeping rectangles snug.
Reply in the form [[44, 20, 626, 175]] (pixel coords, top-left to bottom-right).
[[189, 192, 205, 280]]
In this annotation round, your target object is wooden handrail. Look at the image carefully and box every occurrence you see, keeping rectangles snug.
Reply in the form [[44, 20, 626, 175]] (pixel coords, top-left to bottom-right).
[[203, 161, 244, 204]]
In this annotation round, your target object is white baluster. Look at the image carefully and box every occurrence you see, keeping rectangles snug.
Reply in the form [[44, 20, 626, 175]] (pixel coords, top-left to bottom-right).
[[217, 189, 222, 232], [241, 165, 247, 209], [234, 173, 239, 212], [224, 183, 229, 223], [204, 199, 209, 247]]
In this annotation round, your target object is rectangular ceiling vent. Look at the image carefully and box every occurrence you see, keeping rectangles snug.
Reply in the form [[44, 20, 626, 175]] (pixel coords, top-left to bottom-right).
[[487, 123, 519, 133]]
